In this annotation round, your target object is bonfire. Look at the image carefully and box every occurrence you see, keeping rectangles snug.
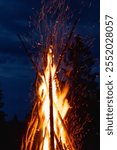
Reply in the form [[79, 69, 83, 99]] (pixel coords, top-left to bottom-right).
[[19, 1, 94, 150]]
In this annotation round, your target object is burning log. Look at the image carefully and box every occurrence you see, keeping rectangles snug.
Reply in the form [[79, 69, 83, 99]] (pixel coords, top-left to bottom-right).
[[49, 48, 55, 150], [53, 102, 75, 150], [17, 34, 39, 74], [55, 17, 79, 77]]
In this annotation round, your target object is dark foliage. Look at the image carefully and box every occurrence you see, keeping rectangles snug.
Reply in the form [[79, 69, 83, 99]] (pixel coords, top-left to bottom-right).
[[0, 90, 5, 123], [0, 89, 25, 150], [64, 35, 100, 150], [0, 89, 6, 149]]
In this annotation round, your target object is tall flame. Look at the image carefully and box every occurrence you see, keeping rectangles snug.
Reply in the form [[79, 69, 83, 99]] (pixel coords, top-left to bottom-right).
[[39, 46, 70, 149], [21, 45, 75, 150]]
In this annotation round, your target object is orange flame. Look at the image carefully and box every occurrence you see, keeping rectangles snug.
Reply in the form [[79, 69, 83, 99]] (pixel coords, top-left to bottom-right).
[[21, 46, 75, 150], [39, 46, 70, 149]]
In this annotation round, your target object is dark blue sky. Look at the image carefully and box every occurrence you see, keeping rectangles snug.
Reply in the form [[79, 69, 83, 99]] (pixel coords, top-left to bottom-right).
[[0, 0, 100, 120]]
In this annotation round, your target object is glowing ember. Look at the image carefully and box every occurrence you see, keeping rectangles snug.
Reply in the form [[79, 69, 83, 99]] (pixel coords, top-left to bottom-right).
[[21, 46, 75, 150]]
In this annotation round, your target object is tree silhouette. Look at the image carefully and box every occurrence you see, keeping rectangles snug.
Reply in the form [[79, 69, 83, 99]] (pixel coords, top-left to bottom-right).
[[0, 89, 5, 123], [61, 35, 100, 150], [0, 89, 6, 149], [0, 89, 24, 150]]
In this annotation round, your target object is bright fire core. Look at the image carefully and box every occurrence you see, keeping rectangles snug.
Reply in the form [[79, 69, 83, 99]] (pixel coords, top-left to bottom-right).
[[39, 46, 70, 149]]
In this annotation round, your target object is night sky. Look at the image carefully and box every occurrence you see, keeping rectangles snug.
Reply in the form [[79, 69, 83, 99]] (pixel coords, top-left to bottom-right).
[[0, 0, 100, 120]]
